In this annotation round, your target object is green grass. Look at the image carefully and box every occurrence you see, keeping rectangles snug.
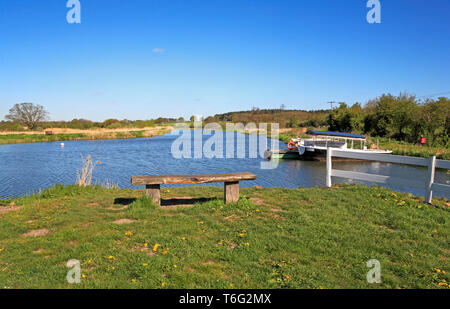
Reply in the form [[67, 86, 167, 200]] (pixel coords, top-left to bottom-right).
[[371, 137, 450, 160], [0, 133, 86, 144], [0, 184, 448, 289]]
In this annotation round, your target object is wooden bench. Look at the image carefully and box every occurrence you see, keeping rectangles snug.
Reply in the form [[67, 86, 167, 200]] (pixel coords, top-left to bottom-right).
[[131, 172, 257, 206]]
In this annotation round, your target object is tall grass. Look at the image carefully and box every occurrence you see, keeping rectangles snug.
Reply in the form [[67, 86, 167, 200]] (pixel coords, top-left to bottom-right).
[[97, 179, 119, 190], [76, 155, 100, 187]]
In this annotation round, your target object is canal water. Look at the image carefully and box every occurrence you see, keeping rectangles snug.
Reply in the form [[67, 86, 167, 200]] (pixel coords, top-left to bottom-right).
[[0, 131, 448, 198]]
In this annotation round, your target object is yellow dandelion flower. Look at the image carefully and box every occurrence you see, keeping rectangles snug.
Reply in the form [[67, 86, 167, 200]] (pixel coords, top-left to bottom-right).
[[434, 268, 442, 273], [140, 249, 144, 252], [0, 248, 4, 252], [197, 221, 204, 225], [433, 230, 438, 233], [131, 279, 136, 283], [241, 230, 246, 233], [319, 286, 324, 289], [112, 266, 115, 270], [173, 265, 177, 268], [143, 263, 148, 267], [161, 282, 166, 287], [438, 282, 448, 287], [182, 237, 186, 240], [283, 274, 291, 280], [239, 233, 245, 237], [162, 248, 169, 255], [229, 283, 234, 288], [217, 241, 223, 245], [124, 231, 133, 237], [244, 242, 250, 246], [153, 243, 160, 252], [82, 274, 86, 279], [166, 189, 170, 193], [144, 243, 148, 247]]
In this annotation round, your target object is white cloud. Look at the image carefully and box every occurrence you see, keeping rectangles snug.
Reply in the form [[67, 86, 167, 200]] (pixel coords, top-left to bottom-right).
[[152, 48, 165, 53]]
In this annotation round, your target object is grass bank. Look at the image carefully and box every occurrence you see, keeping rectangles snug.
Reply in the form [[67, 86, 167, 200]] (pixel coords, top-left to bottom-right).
[[371, 137, 450, 161], [0, 126, 173, 145], [0, 184, 448, 289]]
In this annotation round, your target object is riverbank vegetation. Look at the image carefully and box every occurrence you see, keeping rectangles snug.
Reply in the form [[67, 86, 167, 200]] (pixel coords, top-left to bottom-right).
[[0, 118, 177, 133], [0, 127, 172, 145], [0, 184, 448, 289]]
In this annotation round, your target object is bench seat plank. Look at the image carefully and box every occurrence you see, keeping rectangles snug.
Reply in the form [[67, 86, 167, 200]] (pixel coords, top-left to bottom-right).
[[131, 172, 256, 185]]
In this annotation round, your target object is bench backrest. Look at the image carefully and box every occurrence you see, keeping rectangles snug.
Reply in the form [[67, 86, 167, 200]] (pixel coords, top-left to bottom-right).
[[131, 172, 256, 185]]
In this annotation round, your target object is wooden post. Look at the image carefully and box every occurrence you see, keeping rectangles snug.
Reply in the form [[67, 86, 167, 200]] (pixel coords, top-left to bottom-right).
[[326, 147, 332, 188], [425, 156, 436, 204], [224, 181, 239, 204], [146, 184, 161, 206]]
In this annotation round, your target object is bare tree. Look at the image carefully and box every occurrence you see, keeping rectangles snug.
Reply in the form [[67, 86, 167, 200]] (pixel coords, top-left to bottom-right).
[[5, 103, 49, 130]]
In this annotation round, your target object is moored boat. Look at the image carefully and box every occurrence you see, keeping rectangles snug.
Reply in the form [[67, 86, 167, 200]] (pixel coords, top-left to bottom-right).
[[267, 130, 392, 161]]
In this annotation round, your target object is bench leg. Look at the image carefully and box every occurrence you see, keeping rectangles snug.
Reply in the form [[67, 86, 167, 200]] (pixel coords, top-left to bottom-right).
[[224, 181, 239, 204], [146, 184, 161, 206]]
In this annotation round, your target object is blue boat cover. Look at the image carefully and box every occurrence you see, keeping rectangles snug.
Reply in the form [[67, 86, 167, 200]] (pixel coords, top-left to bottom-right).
[[308, 130, 366, 139]]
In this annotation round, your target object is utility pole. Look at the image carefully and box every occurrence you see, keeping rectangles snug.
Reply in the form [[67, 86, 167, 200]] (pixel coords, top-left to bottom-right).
[[328, 101, 336, 110]]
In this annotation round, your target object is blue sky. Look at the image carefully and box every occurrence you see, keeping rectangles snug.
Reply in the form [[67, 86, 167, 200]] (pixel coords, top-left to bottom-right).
[[0, 0, 449, 121]]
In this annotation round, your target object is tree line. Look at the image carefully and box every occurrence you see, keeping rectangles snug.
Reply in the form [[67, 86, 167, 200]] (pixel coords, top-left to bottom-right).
[[0, 103, 178, 131], [328, 93, 449, 146]]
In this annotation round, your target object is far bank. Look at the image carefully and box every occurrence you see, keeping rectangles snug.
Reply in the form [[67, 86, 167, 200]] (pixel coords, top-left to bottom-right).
[[0, 126, 173, 145]]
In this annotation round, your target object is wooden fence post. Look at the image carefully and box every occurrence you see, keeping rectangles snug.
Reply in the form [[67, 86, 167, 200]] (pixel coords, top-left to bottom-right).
[[326, 147, 332, 187], [425, 155, 436, 204]]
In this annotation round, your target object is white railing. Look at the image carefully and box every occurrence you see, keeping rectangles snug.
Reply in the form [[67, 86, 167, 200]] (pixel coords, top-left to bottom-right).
[[325, 148, 450, 203]]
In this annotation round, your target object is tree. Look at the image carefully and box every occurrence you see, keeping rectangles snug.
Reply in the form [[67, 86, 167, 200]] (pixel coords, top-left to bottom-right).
[[5, 103, 49, 130], [363, 93, 418, 141], [328, 103, 364, 132], [420, 97, 450, 145], [102, 119, 119, 128], [286, 115, 299, 128]]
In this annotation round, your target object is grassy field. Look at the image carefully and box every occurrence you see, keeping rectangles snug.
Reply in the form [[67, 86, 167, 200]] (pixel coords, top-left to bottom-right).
[[0, 184, 448, 289], [0, 126, 173, 145]]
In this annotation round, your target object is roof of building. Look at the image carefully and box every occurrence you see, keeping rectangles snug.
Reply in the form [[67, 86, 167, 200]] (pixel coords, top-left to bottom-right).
[[307, 130, 366, 139]]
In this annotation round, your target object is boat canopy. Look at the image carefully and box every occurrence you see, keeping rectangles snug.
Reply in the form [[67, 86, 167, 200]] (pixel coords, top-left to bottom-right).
[[307, 130, 366, 139]]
